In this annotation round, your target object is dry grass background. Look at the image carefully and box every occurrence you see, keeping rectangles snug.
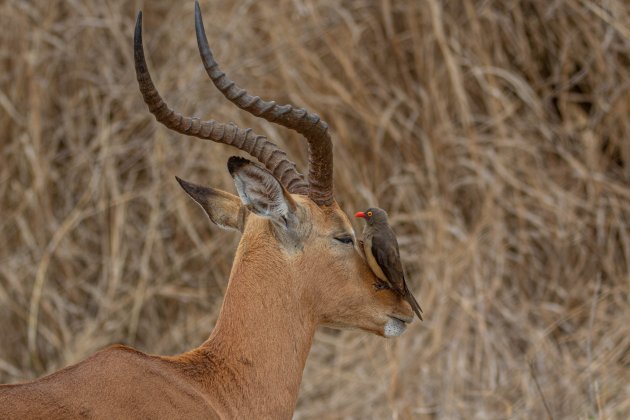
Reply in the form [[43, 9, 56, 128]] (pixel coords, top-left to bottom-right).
[[1, 0, 630, 418]]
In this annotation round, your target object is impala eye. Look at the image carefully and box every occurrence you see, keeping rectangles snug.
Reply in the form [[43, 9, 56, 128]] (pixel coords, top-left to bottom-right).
[[374, 281, 389, 291], [335, 236, 354, 245]]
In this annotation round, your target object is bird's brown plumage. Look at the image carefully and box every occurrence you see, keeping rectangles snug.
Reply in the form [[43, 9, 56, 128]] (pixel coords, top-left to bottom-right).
[[357, 208, 423, 320]]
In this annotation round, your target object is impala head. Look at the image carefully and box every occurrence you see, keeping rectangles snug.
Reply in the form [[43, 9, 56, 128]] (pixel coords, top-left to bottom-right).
[[134, 1, 414, 337]]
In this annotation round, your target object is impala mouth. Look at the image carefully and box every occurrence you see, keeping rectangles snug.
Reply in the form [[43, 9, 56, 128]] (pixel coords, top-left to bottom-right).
[[384, 315, 413, 337], [389, 314, 414, 324]]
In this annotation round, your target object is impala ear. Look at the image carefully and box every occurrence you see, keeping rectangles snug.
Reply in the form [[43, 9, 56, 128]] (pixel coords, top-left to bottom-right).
[[227, 156, 298, 229], [176, 177, 248, 232]]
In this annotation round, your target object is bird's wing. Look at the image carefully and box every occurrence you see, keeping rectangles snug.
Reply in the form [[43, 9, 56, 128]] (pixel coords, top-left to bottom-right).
[[370, 229, 405, 291], [371, 225, 424, 320]]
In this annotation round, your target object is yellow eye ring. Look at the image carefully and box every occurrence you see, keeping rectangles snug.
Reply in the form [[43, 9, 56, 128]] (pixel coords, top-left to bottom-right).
[[367, 211, 373, 217]]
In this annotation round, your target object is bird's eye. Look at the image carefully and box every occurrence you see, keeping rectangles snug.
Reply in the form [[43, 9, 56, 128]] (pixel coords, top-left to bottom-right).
[[373, 281, 389, 291], [335, 236, 354, 245], [367, 211, 373, 217]]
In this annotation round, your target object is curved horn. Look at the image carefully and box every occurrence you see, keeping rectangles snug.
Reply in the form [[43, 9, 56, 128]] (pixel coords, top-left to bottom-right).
[[194, 1, 333, 206], [134, 11, 308, 194]]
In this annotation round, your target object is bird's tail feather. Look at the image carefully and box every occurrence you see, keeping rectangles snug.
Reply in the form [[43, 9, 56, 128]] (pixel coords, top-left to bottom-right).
[[404, 283, 423, 321]]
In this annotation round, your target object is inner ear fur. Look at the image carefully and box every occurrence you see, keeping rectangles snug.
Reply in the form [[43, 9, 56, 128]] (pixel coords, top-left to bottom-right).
[[227, 156, 298, 229], [176, 176, 248, 232]]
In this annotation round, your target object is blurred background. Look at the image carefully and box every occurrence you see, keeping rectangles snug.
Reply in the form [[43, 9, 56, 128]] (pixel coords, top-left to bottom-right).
[[1, 0, 629, 418]]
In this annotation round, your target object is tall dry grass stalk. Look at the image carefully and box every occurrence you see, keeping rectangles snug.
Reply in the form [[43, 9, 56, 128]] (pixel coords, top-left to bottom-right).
[[1, 0, 630, 418]]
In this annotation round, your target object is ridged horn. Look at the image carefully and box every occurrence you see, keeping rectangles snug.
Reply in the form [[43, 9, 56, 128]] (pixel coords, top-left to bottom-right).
[[194, 1, 334, 206], [134, 11, 308, 194]]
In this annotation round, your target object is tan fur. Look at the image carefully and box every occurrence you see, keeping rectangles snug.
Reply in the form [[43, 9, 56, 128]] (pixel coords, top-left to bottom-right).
[[0, 195, 414, 419]]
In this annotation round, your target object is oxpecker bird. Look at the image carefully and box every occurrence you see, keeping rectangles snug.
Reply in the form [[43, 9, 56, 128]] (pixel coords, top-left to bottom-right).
[[355, 208, 423, 320]]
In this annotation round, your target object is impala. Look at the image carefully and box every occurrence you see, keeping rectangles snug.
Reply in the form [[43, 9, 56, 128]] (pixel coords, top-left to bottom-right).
[[0, 2, 416, 418]]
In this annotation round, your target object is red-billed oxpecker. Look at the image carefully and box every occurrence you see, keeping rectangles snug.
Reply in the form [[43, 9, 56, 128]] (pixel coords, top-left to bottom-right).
[[355, 208, 423, 321]]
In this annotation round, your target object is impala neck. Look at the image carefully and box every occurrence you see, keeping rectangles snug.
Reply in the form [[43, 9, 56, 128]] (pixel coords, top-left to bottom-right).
[[182, 234, 316, 417]]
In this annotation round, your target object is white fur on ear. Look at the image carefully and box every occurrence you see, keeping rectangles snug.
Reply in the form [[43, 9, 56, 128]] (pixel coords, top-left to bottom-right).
[[227, 156, 296, 224], [232, 171, 289, 217]]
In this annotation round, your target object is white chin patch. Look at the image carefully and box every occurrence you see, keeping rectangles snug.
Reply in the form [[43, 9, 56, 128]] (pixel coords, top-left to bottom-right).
[[384, 318, 407, 337]]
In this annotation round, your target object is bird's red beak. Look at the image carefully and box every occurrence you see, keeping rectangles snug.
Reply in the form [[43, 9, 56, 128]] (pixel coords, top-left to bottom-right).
[[355, 211, 366, 218]]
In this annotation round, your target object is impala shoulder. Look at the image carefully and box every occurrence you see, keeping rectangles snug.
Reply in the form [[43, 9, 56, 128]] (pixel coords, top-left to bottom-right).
[[92, 344, 149, 364], [102, 343, 149, 356]]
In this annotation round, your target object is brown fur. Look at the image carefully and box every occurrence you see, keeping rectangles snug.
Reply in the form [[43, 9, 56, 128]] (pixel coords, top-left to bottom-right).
[[0, 194, 413, 419]]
